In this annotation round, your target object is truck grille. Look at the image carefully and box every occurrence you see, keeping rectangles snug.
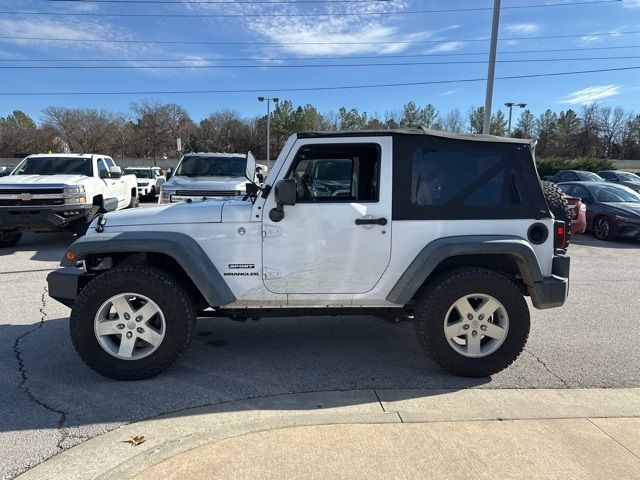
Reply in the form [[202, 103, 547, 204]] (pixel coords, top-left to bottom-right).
[[0, 188, 65, 206], [175, 190, 243, 197]]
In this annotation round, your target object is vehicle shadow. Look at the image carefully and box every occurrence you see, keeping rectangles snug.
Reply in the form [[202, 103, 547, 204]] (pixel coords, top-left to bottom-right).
[[571, 233, 640, 249], [0, 232, 74, 263], [0, 315, 490, 434]]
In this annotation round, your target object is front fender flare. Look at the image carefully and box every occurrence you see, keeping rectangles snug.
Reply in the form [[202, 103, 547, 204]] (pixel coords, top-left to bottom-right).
[[61, 231, 236, 307]]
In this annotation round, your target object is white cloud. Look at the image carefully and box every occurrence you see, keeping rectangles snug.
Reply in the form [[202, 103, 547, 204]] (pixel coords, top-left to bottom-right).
[[440, 89, 462, 96], [504, 23, 540, 35], [578, 34, 602, 45], [558, 85, 622, 105], [622, 0, 640, 8], [423, 41, 466, 54]]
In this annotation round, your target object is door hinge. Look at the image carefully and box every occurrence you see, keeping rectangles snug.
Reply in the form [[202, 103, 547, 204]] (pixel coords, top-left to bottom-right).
[[262, 226, 281, 238], [263, 267, 281, 280]]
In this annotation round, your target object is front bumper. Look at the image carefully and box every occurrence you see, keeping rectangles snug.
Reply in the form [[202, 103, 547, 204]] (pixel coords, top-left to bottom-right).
[[137, 185, 154, 196], [0, 204, 95, 232], [528, 254, 570, 310], [616, 221, 640, 239], [47, 267, 94, 308]]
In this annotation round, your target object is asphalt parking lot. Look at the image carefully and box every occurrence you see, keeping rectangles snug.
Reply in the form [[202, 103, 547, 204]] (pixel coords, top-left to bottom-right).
[[1, 202, 639, 479]]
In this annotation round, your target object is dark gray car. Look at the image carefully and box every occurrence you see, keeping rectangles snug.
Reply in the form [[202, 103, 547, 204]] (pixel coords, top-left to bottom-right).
[[597, 170, 640, 194]]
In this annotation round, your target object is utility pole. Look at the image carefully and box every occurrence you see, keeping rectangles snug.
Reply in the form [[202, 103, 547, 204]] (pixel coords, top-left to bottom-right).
[[505, 102, 527, 135], [483, 0, 501, 135], [258, 96, 279, 163]]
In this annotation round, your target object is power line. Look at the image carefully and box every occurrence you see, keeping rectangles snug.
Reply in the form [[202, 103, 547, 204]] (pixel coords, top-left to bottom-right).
[[0, 56, 637, 69], [1, 30, 638, 46], [0, 65, 637, 95], [46, 0, 404, 3], [1, 44, 637, 62], [0, 1, 622, 17]]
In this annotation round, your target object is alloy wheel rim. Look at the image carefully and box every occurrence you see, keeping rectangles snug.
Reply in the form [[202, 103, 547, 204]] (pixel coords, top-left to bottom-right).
[[443, 294, 509, 358], [94, 293, 166, 360], [595, 218, 609, 238]]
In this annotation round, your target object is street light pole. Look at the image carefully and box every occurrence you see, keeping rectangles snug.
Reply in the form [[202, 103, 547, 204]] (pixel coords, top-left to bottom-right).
[[483, 0, 502, 135], [258, 96, 279, 163], [504, 102, 527, 135]]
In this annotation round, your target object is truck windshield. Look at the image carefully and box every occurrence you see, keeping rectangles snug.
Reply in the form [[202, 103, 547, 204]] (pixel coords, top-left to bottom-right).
[[124, 168, 153, 179], [12, 157, 93, 176], [175, 156, 246, 177]]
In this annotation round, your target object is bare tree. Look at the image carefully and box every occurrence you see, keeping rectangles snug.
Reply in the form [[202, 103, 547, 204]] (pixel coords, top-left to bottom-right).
[[600, 106, 630, 158], [441, 109, 465, 133]]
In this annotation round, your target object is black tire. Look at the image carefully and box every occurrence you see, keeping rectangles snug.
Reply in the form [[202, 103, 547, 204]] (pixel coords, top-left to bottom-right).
[[414, 268, 530, 377], [593, 215, 615, 241], [541, 180, 572, 227], [128, 194, 139, 208], [0, 231, 22, 248], [70, 265, 195, 380], [148, 186, 156, 200]]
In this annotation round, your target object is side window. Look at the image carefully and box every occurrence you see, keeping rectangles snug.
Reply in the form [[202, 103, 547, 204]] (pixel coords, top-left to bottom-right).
[[97, 160, 108, 177], [287, 143, 380, 203], [558, 184, 573, 195], [600, 172, 614, 181], [104, 158, 115, 168], [409, 149, 521, 207], [571, 185, 591, 202]]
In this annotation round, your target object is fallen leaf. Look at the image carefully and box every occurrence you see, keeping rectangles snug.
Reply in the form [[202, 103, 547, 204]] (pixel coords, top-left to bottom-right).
[[123, 435, 146, 446]]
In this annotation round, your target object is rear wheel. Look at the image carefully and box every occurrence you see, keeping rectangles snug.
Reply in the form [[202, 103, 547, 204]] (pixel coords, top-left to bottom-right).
[[0, 230, 21, 248], [70, 265, 195, 380], [128, 194, 139, 208], [415, 268, 530, 377], [594, 215, 615, 241]]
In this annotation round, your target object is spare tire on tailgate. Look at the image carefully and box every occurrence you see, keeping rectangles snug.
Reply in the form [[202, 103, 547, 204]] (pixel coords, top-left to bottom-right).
[[540, 180, 572, 243]]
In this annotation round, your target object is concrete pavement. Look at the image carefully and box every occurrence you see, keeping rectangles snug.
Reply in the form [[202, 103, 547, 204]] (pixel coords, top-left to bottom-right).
[[18, 388, 640, 480]]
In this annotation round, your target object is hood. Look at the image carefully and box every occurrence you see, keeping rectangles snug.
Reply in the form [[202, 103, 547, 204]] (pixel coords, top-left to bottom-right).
[[165, 175, 247, 190], [101, 201, 224, 227], [0, 174, 89, 186], [603, 202, 640, 218]]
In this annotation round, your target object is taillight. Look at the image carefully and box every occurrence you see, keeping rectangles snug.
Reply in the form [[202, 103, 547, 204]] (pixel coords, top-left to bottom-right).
[[554, 221, 568, 249]]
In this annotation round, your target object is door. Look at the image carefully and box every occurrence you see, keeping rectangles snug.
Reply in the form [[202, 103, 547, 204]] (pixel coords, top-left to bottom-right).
[[97, 159, 122, 210], [104, 157, 127, 207], [262, 138, 392, 294]]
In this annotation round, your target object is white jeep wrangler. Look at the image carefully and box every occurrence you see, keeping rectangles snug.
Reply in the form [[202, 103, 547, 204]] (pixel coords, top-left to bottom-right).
[[47, 128, 570, 380]]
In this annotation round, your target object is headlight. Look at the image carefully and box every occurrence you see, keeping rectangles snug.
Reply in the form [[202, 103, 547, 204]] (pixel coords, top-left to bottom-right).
[[615, 215, 640, 225], [63, 186, 86, 205], [159, 189, 175, 204]]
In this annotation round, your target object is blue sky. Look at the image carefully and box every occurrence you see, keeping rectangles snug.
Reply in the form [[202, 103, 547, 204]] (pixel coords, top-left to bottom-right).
[[0, 0, 639, 123]]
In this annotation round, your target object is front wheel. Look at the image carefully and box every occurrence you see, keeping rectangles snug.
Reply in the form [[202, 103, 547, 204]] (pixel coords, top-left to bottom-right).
[[593, 215, 615, 241], [70, 265, 195, 380], [415, 268, 530, 377], [0, 230, 22, 248]]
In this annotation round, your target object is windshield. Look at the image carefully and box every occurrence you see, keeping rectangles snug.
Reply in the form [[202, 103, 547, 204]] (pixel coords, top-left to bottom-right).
[[577, 171, 603, 181], [175, 156, 246, 177], [125, 168, 153, 179], [591, 184, 640, 203], [12, 157, 93, 176], [616, 172, 640, 182]]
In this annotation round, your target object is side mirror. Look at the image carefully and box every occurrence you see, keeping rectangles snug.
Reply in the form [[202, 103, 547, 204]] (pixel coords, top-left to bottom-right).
[[245, 151, 257, 182], [166, 167, 173, 180], [269, 178, 297, 222], [580, 197, 590, 205], [109, 166, 122, 179]]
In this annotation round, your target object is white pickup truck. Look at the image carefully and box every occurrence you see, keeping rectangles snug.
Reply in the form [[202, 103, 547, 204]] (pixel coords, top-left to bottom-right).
[[159, 152, 267, 204], [0, 154, 138, 247]]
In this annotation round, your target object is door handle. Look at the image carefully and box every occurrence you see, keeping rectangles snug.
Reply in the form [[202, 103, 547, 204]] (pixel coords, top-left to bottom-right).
[[355, 217, 387, 226]]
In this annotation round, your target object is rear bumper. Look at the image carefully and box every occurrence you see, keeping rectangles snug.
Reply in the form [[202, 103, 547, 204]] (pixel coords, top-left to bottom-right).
[[0, 205, 95, 232], [529, 254, 570, 309], [47, 267, 94, 308]]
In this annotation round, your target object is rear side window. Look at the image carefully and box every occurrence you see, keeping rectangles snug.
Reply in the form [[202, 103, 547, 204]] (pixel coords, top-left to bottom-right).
[[393, 135, 549, 220]]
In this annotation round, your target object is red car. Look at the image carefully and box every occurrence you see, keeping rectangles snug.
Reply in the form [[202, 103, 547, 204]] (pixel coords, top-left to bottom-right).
[[566, 196, 587, 234]]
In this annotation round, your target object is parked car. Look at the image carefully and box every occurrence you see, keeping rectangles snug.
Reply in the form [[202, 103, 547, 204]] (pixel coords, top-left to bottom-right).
[[558, 181, 640, 240], [565, 196, 587, 235], [48, 129, 570, 380], [0, 154, 138, 247], [543, 170, 603, 183], [0, 166, 14, 177], [597, 170, 640, 193], [159, 152, 268, 204], [124, 166, 166, 200]]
